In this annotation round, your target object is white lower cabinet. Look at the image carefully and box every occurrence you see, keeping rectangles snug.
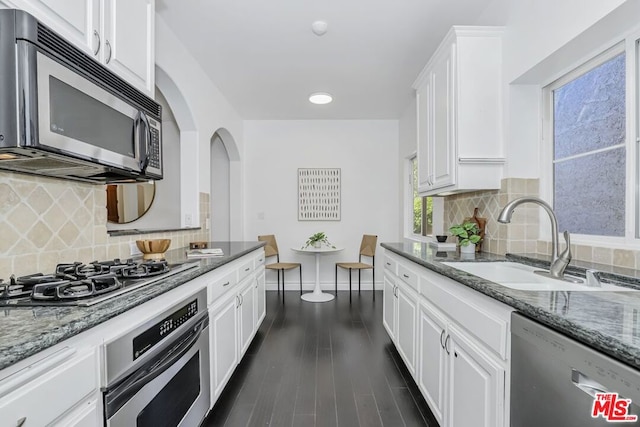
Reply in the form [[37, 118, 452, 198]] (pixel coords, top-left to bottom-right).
[[0, 347, 99, 427], [254, 270, 266, 326], [210, 291, 239, 400], [52, 398, 100, 427], [419, 299, 505, 427], [238, 275, 256, 356], [384, 250, 511, 427], [208, 249, 267, 407], [418, 300, 447, 425], [382, 271, 397, 342], [447, 324, 504, 427], [396, 281, 418, 376], [385, 272, 418, 375]]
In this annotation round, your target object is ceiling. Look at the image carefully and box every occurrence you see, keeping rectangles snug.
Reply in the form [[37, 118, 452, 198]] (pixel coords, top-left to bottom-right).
[[156, 0, 497, 120]]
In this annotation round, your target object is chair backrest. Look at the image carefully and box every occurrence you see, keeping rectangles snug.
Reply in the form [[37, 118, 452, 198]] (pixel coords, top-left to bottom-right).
[[359, 234, 378, 258], [258, 234, 279, 258]]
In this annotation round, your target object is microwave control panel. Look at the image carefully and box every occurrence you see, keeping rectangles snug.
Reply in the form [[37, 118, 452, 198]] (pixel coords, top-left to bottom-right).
[[148, 118, 161, 170]]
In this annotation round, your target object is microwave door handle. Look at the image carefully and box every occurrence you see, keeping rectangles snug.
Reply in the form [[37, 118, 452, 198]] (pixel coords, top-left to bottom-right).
[[139, 112, 151, 173], [134, 112, 142, 168]]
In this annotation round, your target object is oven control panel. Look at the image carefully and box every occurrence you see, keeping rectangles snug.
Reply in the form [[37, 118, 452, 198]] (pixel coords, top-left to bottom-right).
[[132, 298, 198, 360]]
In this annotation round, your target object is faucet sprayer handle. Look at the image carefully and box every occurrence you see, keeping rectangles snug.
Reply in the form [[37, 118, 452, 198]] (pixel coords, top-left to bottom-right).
[[549, 230, 572, 278], [560, 230, 571, 260]]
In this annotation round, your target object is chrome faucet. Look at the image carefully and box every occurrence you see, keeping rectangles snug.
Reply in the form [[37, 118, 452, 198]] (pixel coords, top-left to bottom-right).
[[498, 197, 579, 283]]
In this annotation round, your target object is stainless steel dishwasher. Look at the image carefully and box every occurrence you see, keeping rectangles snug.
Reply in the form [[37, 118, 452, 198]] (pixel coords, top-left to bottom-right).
[[511, 312, 640, 426]]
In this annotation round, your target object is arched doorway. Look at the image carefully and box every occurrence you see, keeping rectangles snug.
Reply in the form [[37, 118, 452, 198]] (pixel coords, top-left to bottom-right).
[[210, 128, 241, 241], [211, 134, 230, 240], [155, 66, 200, 229]]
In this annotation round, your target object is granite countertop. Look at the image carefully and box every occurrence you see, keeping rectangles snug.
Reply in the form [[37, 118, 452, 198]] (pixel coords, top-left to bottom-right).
[[0, 241, 265, 371], [381, 241, 640, 370], [107, 226, 201, 236]]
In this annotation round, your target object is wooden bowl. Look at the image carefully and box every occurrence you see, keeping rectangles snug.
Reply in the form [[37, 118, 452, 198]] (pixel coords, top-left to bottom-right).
[[136, 239, 171, 260]]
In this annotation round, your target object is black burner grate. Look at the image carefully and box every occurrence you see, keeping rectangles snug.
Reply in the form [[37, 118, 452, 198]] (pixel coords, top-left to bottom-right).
[[1, 259, 172, 301]]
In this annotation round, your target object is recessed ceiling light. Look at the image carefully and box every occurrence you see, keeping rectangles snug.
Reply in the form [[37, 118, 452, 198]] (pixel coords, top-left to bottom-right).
[[311, 20, 328, 36], [309, 92, 333, 105]]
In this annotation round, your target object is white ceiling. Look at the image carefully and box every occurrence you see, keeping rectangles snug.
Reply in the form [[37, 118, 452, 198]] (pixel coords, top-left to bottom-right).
[[156, 0, 497, 120]]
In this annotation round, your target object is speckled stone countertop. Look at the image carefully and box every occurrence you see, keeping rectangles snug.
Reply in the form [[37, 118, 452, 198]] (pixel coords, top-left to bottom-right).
[[382, 241, 640, 370], [107, 226, 201, 236], [0, 241, 265, 371]]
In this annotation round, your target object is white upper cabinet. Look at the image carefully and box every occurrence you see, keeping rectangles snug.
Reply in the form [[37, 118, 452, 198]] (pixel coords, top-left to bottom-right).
[[413, 27, 504, 196], [6, 0, 98, 54], [8, 0, 155, 96], [102, 0, 155, 95]]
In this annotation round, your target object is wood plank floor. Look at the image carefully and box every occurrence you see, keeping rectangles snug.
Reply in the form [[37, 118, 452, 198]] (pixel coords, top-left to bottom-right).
[[201, 290, 438, 427]]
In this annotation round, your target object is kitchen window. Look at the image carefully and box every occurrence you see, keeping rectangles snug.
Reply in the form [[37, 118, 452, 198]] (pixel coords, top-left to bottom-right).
[[409, 155, 433, 238], [542, 42, 634, 243]]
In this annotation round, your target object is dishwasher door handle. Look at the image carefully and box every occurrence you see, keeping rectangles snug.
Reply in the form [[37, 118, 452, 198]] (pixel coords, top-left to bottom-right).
[[571, 368, 609, 397]]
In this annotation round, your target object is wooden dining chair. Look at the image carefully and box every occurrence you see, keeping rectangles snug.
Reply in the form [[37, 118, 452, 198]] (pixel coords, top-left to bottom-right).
[[335, 234, 377, 300], [258, 235, 302, 303]]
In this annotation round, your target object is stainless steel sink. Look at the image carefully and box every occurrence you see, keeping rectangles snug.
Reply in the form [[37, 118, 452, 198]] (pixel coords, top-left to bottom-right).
[[442, 261, 637, 292]]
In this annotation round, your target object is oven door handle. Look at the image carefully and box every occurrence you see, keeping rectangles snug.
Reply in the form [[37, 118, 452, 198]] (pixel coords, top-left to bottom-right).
[[105, 315, 208, 418]]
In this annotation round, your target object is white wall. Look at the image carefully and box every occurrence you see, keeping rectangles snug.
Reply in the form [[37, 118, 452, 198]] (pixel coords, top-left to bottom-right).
[[501, 0, 639, 178], [211, 135, 231, 241], [398, 99, 417, 239], [503, 0, 627, 83], [107, 88, 182, 230], [243, 120, 399, 290], [155, 17, 244, 233]]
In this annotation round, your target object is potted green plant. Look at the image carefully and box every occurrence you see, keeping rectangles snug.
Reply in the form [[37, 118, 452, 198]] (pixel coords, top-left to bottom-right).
[[302, 232, 336, 249], [449, 221, 482, 254]]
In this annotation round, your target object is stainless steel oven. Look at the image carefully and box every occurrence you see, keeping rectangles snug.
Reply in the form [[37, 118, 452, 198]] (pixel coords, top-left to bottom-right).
[[103, 289, 210, 426]]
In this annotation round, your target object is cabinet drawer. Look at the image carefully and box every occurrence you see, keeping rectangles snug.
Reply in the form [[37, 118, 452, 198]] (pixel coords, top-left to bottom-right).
[[254, 251, 265, 270], [421, 272, 510, 359], [0, 348, 97, 426], [383, 255, 397, 275], [398, 263, 419, 292], [238, 260, 254, 282], [209, 270, 238, 304]]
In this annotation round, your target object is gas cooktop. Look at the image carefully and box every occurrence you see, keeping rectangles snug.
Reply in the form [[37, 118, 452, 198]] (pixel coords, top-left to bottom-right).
[[0, 259, 199, 307]]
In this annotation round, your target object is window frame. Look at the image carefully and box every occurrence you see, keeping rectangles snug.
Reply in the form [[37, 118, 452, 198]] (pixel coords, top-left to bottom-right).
[[540, 38, 638, 248], [405, 153, 436, 241]]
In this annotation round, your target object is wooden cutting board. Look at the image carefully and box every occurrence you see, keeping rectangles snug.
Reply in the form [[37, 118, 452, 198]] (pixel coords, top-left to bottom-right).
[[464, 207, 487, 252]]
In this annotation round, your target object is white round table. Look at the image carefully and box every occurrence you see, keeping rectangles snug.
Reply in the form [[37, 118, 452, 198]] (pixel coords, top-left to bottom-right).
[[292, 246, 343, 302]]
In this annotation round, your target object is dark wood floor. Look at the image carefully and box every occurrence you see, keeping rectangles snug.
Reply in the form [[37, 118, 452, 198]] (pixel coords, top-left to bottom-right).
[[201, 290, 438, 427]]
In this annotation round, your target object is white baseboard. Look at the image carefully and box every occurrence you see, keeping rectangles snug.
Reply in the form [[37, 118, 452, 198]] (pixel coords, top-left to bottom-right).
[[264, 281, 382, 292]]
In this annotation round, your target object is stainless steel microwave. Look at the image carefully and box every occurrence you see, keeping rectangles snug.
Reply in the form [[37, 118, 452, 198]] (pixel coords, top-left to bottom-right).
[[0, 9, 162, 183]]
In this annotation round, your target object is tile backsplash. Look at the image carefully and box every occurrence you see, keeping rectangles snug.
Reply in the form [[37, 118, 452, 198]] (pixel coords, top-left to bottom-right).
[[444, 178, 540, 256], [0, 171, 209, 276], [444, 178, 640, 270]]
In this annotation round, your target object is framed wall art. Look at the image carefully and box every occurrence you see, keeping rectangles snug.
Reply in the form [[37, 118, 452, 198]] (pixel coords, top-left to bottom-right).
[[298, 168, 341, 221]]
